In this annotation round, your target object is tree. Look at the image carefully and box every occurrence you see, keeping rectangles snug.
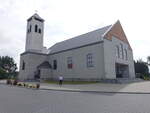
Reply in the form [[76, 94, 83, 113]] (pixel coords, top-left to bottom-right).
[[147, 56, 150, 65], [0, 56, 17, 79], [0, 68, 7, 79], [134, 59, 149, 78]]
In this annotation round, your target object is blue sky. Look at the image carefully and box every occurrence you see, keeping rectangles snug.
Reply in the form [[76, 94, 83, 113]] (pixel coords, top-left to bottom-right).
[[0, 0, 150, 68]]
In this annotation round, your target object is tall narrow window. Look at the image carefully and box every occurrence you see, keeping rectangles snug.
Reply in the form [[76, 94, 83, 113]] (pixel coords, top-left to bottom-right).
[[35, 25, 38, 32], [116, 45, 120, 58], [120, 43, 124, 59], [38, 29, 41, 34], [124, 49, 128, 60], [53, 60, 57, 70], [22, 61, 25, 70], [67, 57, 73, 69], [27, 29, 30, 33], [87, 53, 94, 67], [30, 25, 32, 32]]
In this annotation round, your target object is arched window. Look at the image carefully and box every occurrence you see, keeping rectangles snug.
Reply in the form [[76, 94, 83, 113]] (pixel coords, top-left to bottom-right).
[[124, 49, 128, 60], [30, 25, 32, 32], [27, 29, 30, 33], [120, 43, 124, 59], [38, 29, 41, 34], [27, 25, 32, 33], [53, 60, 57, 70], [116, 45, 120, 58], [35, 25, 38, 32], [22, 61, 25, 70]]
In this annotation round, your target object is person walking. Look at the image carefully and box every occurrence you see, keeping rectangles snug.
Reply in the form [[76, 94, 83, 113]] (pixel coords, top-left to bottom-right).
[[59, 76, 63, 87]]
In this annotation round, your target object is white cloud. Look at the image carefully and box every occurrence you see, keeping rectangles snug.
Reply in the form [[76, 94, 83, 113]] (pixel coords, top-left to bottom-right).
[[0, 0, 150, 69]]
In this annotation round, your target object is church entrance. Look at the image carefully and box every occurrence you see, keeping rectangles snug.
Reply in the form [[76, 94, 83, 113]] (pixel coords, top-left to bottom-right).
[[34, 69, 41, 79], [115, 63, 129, 78]]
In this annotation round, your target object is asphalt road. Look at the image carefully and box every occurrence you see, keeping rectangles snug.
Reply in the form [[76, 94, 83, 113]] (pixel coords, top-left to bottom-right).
[[0, 85, 150, 113]]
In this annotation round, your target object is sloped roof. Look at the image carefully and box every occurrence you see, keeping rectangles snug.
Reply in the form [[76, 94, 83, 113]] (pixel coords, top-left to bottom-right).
[[37, 61, 51, 69], [49, 25, 111, 54], [27, 13, 44, 22]]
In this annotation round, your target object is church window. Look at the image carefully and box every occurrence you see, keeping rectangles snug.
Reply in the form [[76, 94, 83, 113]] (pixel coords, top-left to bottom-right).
[[30, 25, 32, 32], [116, 45, 120, 58], [124, 49, 128, 60], [27, 29, 30, 33], [22, 61, 25, 70], [121, 44, 124, 59], [35, 25, 38, 32], [38, 29, 41, 34], [87, 53, 94, 67], [119, 43, 124, 59], [67, 57, 73, 69], [53, 60, 57, 70]]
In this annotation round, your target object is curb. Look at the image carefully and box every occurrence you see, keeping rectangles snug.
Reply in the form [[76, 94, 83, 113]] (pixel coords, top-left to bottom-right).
[[39, 87, 150, 95], [2, 83, 150, 95]]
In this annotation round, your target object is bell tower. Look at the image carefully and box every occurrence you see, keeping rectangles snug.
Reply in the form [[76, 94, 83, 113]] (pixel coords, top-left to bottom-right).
[[25, 13, 44, 53]]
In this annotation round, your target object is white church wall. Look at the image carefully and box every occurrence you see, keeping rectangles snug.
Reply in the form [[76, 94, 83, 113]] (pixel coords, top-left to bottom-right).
[[48, 42, 105, 81], [103, 36, 135, 79], [42, 47, 49, 54], [103, 39, 116, 79], [40, 68, 52, 79], [19, 54, 29, 80], [25, 17, 44, 52], [112, 36, 135, 78], [19, 53, 47, 80], [127, 50, 135, 78]]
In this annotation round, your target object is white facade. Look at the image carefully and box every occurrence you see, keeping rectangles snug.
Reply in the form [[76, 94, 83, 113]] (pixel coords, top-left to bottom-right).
[[48, 42, 105, 81], [19, 14, 135, 81], [103, 37, 135, 79], [19, 53, 47, 80], [25, 13, 44, 53]]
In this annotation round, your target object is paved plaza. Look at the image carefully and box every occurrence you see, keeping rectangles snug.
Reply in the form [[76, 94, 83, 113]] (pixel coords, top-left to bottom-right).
[[40, 81, 150, 94], [1, 84, 150, 113]]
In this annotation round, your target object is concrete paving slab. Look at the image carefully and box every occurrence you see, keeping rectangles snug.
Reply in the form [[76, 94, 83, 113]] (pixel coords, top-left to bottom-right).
[[40, 81, 150, 94]]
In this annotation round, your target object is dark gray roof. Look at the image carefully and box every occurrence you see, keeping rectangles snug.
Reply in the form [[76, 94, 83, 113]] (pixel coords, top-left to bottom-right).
[[27, 13, 44, 22], [48, 25, 111, 54], [37, 61, 51, 69]]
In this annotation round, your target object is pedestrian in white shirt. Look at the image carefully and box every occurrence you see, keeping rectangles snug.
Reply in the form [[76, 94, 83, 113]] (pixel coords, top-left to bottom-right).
[[59, 76, 63, 86]]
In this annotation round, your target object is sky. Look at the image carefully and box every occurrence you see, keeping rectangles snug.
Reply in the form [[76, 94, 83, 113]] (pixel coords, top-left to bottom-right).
[[0, 0, 150, 69]]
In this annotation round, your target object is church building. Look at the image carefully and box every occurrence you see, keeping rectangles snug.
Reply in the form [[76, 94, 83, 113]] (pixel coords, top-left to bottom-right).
[[19, 13, 135, 81]]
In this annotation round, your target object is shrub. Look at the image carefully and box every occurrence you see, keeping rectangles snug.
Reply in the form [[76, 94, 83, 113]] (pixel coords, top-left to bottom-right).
[[36, 83, 40, 89], [0, 68, 7, 79], [17, 82, 24, 86], [143, 75, 150, 80], [13, 79, 18, 85], [6, 79, 11, 85]]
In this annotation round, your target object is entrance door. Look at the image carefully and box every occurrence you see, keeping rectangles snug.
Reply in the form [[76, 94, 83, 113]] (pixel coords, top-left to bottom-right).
[[34, 69, 41, 79], [115, 63, 129, 78]]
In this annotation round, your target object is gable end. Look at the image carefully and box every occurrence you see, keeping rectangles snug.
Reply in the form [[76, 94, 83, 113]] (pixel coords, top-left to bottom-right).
[[103, 20, 132, 50]]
